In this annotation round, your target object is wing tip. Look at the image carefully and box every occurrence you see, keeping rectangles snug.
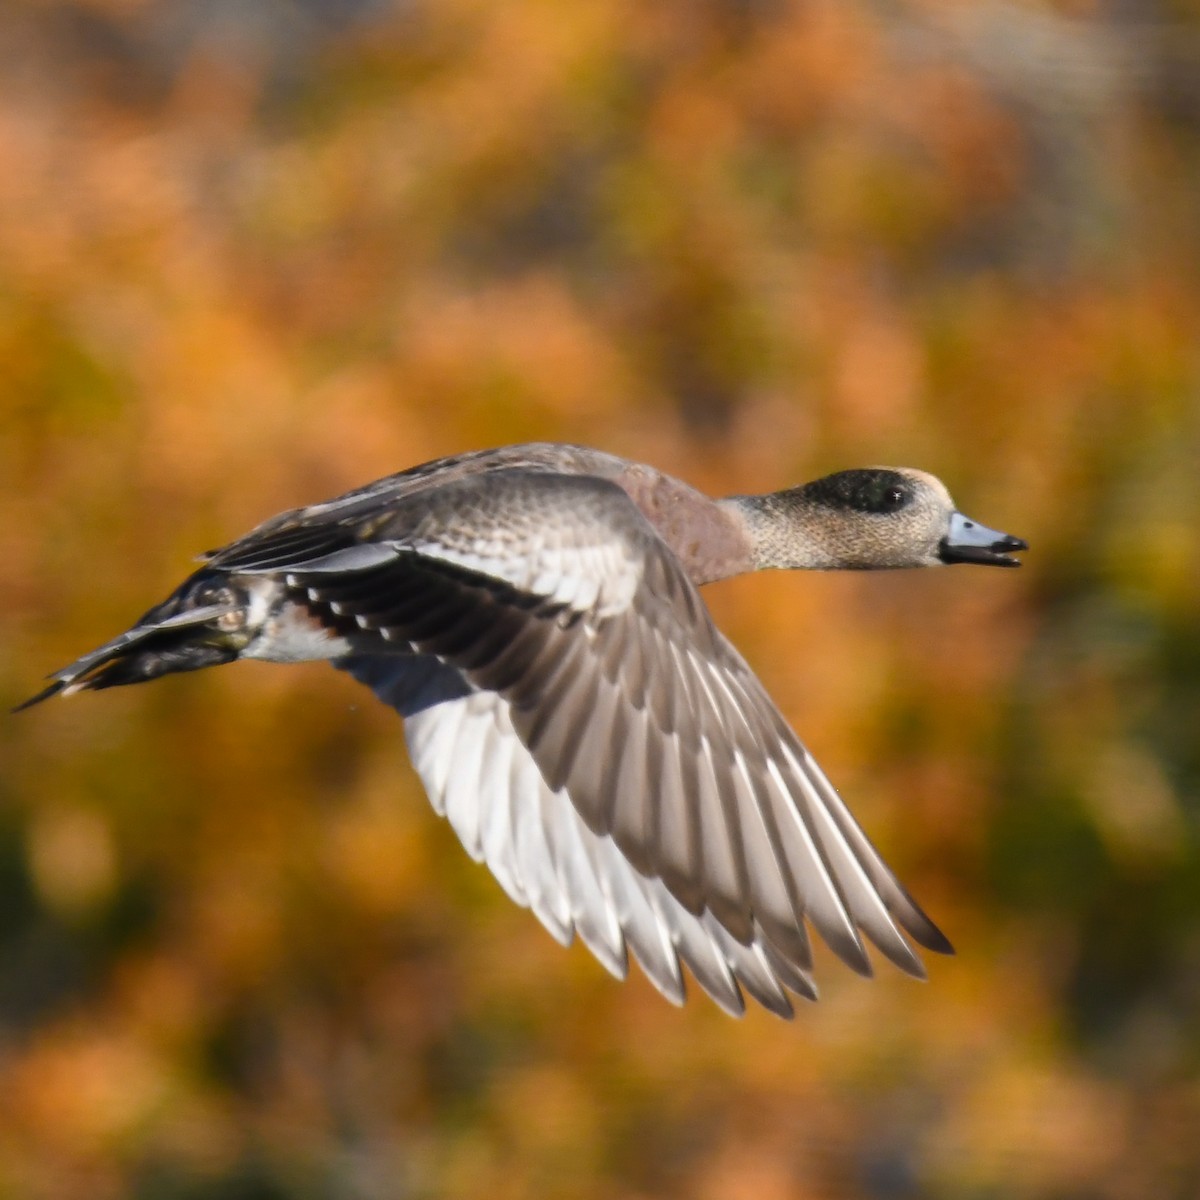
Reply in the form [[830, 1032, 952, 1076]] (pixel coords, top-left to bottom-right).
[[894, 903, 955, 957], [825, 925, 875, 979]]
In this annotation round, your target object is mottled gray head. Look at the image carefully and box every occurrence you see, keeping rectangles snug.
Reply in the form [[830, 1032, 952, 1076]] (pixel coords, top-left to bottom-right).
[[749, 467, 1027, 571]]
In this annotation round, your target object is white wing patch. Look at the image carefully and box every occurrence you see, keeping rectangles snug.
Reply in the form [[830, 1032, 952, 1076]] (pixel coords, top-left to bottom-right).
[[407, 535, 642, 618]]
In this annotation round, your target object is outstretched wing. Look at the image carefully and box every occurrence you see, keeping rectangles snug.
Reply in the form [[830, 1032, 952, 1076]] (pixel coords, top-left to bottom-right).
[[339, 653, 813, 1017], [229, 469, 949, 1012]]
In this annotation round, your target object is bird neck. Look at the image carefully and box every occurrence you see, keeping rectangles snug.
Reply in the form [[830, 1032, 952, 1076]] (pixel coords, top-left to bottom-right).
[[718, 491, 841, 572]]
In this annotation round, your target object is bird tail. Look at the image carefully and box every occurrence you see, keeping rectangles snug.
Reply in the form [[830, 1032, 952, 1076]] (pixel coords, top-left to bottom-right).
[[15, 570, 251, 711]]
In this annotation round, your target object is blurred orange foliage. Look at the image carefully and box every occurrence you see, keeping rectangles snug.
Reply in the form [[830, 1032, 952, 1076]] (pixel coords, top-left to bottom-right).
[[2, 1, 1199, 1197]]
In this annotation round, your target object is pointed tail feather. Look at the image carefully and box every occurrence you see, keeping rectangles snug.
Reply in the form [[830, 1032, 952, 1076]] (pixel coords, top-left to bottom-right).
[[15, 573, 250, 712]]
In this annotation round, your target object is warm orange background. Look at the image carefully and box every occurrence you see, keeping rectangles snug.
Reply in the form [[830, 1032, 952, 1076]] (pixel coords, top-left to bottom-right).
[[3, 2, 1198, 1197]]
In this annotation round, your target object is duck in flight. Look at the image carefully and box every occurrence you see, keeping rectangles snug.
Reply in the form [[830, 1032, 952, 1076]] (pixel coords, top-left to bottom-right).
[[20, 444, 1027, 1017]]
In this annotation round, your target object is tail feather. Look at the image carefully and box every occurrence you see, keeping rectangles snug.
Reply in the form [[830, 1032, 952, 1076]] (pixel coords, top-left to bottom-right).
[[15, 573, 249, 712]]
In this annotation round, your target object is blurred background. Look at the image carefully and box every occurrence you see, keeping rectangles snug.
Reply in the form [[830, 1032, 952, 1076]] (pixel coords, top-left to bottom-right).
[[2, 0, 1199, 1196]]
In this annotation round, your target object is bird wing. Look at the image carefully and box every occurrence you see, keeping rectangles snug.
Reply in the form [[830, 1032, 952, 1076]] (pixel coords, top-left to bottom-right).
[[338, 652, 810, 1016], [224, 469, 948, 1010]]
